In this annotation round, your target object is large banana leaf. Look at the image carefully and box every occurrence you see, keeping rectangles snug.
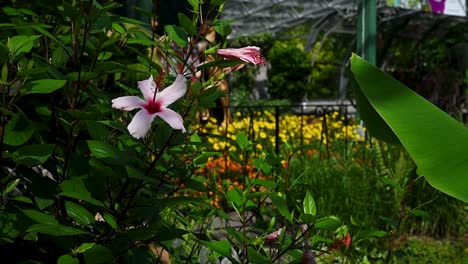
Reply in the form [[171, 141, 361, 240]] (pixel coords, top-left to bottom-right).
[[348, 54, 468, 203]]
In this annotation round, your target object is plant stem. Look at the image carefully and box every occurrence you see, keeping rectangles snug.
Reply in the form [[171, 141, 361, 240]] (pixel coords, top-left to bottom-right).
[[271, 229, 308, 262]]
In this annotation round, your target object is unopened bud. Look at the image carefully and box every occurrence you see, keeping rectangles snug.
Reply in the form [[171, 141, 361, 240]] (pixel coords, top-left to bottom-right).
[[344, 234, 351, 248], [265, 228, 282, 242]]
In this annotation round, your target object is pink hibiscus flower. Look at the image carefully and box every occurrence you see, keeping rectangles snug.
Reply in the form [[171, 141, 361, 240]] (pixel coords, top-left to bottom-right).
[[216, 46, 266, 65], [112, 75, 187, 139]]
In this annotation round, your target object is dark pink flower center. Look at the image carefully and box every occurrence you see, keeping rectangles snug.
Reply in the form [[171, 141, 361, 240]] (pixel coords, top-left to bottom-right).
[[144, 99, 161, 114]]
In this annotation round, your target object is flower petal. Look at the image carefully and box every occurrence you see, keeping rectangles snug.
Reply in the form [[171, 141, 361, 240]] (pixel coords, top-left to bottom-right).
[[137, 75, 156, 101], [156, 108, 186, 133], [127, 109, 156, 139], [112, 96, 145, 111], [157, 75, 187, 107]]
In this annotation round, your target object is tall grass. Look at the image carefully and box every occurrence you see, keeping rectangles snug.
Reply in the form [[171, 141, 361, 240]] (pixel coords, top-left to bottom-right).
[[289, 139, 467, 239]]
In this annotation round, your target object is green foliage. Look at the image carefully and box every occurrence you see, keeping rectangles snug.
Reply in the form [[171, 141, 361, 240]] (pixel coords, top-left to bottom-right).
[[267, 43, 312, 102], [0, 0, 230, 262], [390, 236, 468, 264], [0, 1, 465, 263], [379, 18, 467, 114], [348, 54, 468, 203], [269, 25, 353, 100], [307, 36, 350, 98]]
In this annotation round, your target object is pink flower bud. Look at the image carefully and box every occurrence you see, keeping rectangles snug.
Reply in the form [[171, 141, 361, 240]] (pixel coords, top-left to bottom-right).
[[265, 228, 282, 242], [344, 234, 351, 248], [216, 46, 266, 65]]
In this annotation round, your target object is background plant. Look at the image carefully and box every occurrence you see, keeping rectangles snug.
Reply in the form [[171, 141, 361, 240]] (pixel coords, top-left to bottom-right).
[[0, 0, 241, 262], [0, 0, 466, 263], [197, 110, 365, 154], [267, 43, 312, 102]]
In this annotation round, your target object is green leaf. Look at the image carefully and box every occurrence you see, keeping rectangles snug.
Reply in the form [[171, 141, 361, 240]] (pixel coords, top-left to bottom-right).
[[226, 188, 243, 208], [247, 247, 270, 264], [191, 80, 202, 96], [24, 79, 67, 94], [51, 46, 70, 67], [159, 197, 205, 207], [3, 113, 34, 146], [67, 109, 97, 120], [98, 120, 128, 133], [188, 0, 199, 11], [7, 35, 41, 61], [236, 133, 252, 150], [409, 209, 432, 221], [379, 216, 399, 228], [112, 22, 125, 34], [11, 196, 33, 204], [4, 178, 20, 195], [380, 176, 402, 192], [58, 255, 79, 264], [127, 38, 157, 46], [164, 25, 188, 48], [315, 216, 342, 230], [27, 223, 90, 236], [14, 144, 54, 166], [348, 54, 468, 202], [82, 245, 113, 264], [197, 59, 243, 71], [199, 240, 232, 259], [31, 24, 66, 50], [354, 229, 387, 242], [270, 194, 293, 223], [193, 151, 221, 167], [178, 13, 197, 35], [123, 225, 156, 241], [214, 23, 231, 38], [102, 212, 118, 230], [21, 209, 58, 225], [303, 191, 317, 216], [97, 51, 112, 61], [65, 201, 95, 226], [119, 16, 147, 25], [66, 72, 98, 81], [1, 63, 8, 83], [251, 178, 276, 189], [59, 179, 104, 207], [126, 166, 158, 184], [74, 242, 96, 254], [87, 140, 127, 165], [204, 45, 220, 55], [86, 121, 109, 141], [12, 196, 33, 204], [190, 133, 202, 143], [199, 88, 225, 108], [252, 158, 272, 174], [35, 197, 54, 210], [100, 2, 123, 12]]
